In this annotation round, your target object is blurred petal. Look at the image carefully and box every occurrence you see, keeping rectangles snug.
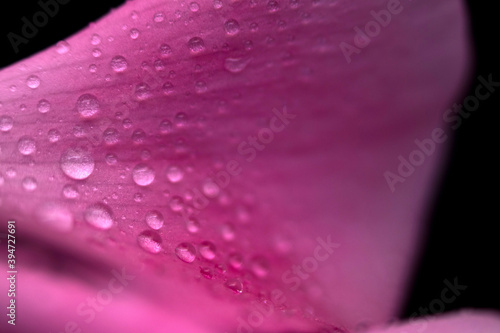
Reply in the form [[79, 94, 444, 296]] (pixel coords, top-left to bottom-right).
[[0, 0, 470, 332]]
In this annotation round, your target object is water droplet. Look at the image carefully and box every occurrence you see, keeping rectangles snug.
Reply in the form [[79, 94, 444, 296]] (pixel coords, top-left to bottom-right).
[[194, 81, 207, 93], [17, 136, 36, 155], [174, 112, 188, 127], [154, 59, 165, 71], [91, 33, 101, 45], [37, 203, 73, 232], [200, 266, 213, 279], [225, 278, 243, 293], [137, 230, 163, 253], [162, 82, 174, 95], [92, 48, 102, 58], [213, 0, 222, 9], [105, 153, 118, 165], [46, 129, 60, 143], [160, 44, 172, 57], [5, 168, 16, 178], [132, 129, 146, 144], [76, 94, 100, 118], [153, 12, 165, 22], [145, 210, 164, 230], [133, 192, 144, 202], [103, 128, 119, 145], [22, 176, 37, 191], [250, 22, 258, 32], [132, 164, 155, 186], [60, 148, 95, 180], [123, 118, 133, 129], [62, 184, 79, 199], [135, 83, 152, 100], [166, 166, 184, 183], [250, 256, 269, 278], [267, 0, 280, 12], [111, 56, 128, 72], [169, 196, 184, 212], [224, 57, 251, 73], [84, 203, 114, 230], [199, 241, 216, 260], [289, 0, 299, 8], [224, 19, 240, 35], [228, 252, 244, 270], [202, 180, 220, 198], [188, 37, 205, 53], [175, 242, 196, 263], [186, 218, 200, 233], [244, 40, 253, 50], [0, 116, 13, 132], [26, 75, 40, 89], [56, 41, 70, 54], [189, 2, 200, 12], [159, 119, 173, 133], [130, 28, 140, 39], [221, 223, 235, 241]]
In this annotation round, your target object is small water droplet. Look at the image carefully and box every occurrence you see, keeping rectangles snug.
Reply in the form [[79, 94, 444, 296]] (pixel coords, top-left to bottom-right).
[[228, 252, 243, 270], [250, 22, 258, 32], [194, 81, 207, 93], [76, 94, 100, 118], [89, 64, 97, 73], [84, 203, 114, 230], [154, 59, 165, 71], [175, 242, 196, 263], [188, 37, 205, 53], [91, 33, 101, 45], [135, 83, 152, 100], [159, 119, 173, 133], [103, 128, 119, 145], [132, 129, 146, 144], [130, 28, 140, 39], [186, 218, 200, 233], [166, 166, 184, 183], [221, 223, 235, 241], [213, 0, 222, 9], [174, 112, 188, 127], [199, 241, 216, 260], [17, 136, 36, 155], [62, 184, 79, 199], [160, 44, 172, 57], [47, 129, 60, 143], [60, 148, 95, 180], [224, 19, 240, 35], [111, 55, 128, 72], [92, 48, 102, 58], [250, 256, 270, 278], [22, 176, 37, 191], [224, 57, 251, 73], [137, 230, 163, 254], [145, 210, 164, 230], [200, 266, 213, 279], [189, 2, 200, 12], [105, 153, 118, 165], [56, 41, 70, 54], [132, 163, 155, 186], [153, 12, 165, 22], [267, 0, 280, 12], [202, 180, 220, 198], [5, 168, 16, 178], [169, 196, 184, 212], [225, 278, 243, 293], [162, 82, 174, 95], [26, 75, 40, 89], [0, 116, 13, 132]]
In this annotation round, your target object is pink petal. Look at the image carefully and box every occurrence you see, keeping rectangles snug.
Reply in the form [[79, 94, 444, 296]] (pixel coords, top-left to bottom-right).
[[0, 0, 470, 332]]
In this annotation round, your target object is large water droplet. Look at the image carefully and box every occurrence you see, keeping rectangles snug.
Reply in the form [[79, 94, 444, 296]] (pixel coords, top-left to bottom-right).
[[224, 57, 251, 73], [132, 163, 155, 186], [224, 19, 240, 35], [76, 94, 100, 118], [17, 136, 36, 155], [26, 75, 40, 89], [199, 241, 216, 260], [37, 99, 51, 113], [225, 278, 243, 294], [84, 203, 113, 230], [145, 210, 164, 230], [166, 166, 184, 183], [60, 148, 95, 180], [22, 176, 37, 191], [137, 230, 163, 254], [188, 37, 205, 53], [0, 116, 14, 132], [110, 56, 128, 72], [175, 242, 196, 263]]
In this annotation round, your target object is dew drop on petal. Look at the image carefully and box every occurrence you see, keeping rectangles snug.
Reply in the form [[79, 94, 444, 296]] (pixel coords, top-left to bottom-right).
[[92, 48, 102, 58], [224, 57, 251, 73], [221, 223, 235, 241], [145, 210, 164, 230], [110, 56, 128, 72], [267, 0, 280, 12], [160, 44, 172, 57], [132, 164, 155, 186], [250, 256, 270, 278], [26, 75, 40, 89], [166, 166, 183, 183], [194, 81, 207, 93], [186, 218, 200, 233], [0, 116, 13, 132], [84, 203, 114, 230], [22, 176, 37, 191], [169, 196, 184, 212], [91, 33, 101, 45], [175, 242, 196, 263], [76, 94, 100, 118], [188, 37, 205, 53], [137, 230, 163, 254], [228, 252, 243, 270], [103, 128, 119, 145], [47, 129, 61, 143], [130, 28, 140, 39], [159, 119, 173, 133], [132, 129, 146, 144], [37, 99, 51, 113], [60, 148, 95, 180], [56, 40, 70, 54], [135, 83, 152, 100], [62, 184, 79, 199], [225, 278, 243, 293], [162, 82, 174, 95], [105, 153, 118, 165], [153, 12, 165, 22], [224, 19, 240, 35], [199, 241, 216, 260], [17, 136, 36, 155], [189, 2, 200, 12], [213, 0, 222, 9], [200, 266, 213, 279], [202, 180, 220, 198]]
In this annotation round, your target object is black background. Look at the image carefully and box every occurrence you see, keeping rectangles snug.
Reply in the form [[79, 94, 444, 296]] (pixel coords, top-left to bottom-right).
[[0, 0, 498, 321]]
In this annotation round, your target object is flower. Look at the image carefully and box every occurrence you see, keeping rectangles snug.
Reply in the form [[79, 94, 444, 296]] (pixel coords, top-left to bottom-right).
[[0, 0, 498, 332]]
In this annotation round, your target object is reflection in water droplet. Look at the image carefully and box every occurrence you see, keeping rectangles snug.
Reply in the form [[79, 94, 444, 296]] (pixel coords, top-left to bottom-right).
[[84, 203, 114, 230], [188, 37, 205, 53], [137, 230, 163, 254], [60, 148, 95, 180], [175, 242, 196, 263], [26, 75, 40, 89], [17, 136, 36, 155], [132, 164, 155, 186], [76, 94, 100, 118], [145, 210, 164, 230]]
